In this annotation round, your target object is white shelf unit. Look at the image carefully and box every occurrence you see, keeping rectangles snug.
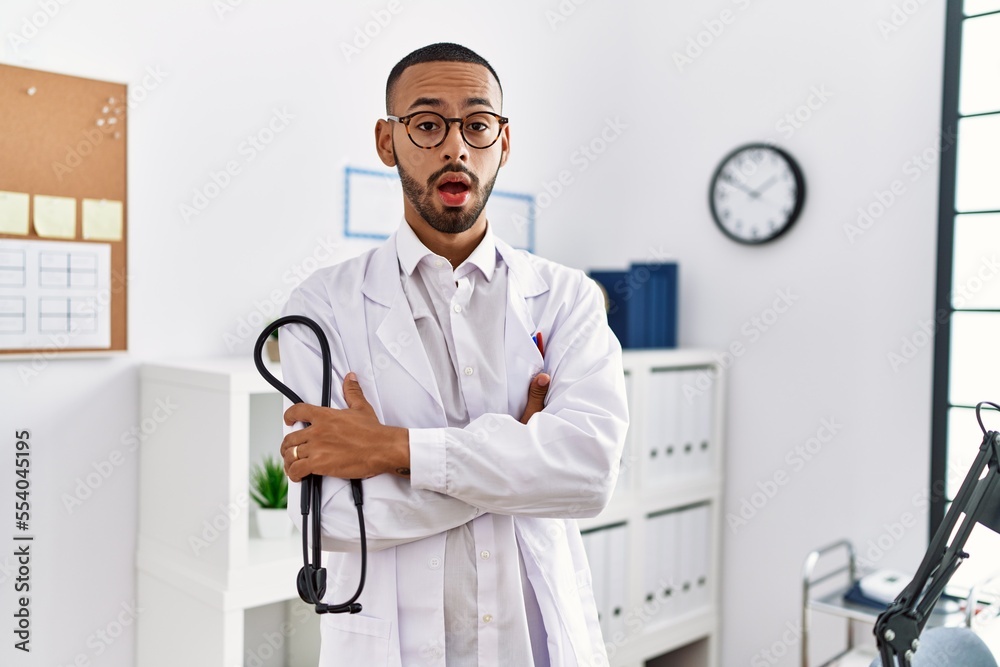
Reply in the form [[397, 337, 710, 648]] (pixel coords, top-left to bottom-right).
[[135, 358, 309, 667], [578, 349, 725, 667], [135, 349, 725, 667]]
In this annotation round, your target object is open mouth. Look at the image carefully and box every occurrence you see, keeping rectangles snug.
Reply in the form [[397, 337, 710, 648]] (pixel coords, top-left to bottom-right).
[[436, 176, 472, 207]]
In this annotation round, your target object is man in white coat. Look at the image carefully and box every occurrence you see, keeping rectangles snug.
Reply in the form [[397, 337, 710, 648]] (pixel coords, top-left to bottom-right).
[[277, 42, 629, 666]]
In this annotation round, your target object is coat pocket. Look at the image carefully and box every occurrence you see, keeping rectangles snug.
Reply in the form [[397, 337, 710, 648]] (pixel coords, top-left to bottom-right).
[[320, 613, 392, 665]]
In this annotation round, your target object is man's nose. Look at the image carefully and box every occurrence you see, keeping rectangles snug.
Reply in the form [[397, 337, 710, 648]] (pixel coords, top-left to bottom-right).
[[439, 120, 470, 162]]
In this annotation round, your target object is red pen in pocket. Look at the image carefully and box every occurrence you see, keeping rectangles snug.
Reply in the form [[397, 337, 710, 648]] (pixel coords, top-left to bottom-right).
[[532, 331, 544, 356]]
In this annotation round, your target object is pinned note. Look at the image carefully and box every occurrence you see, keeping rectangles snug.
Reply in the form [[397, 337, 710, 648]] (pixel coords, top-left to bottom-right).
[[0, 191, 30, 235], [82, 199, 123, 241], [33, 195, 76, 239]]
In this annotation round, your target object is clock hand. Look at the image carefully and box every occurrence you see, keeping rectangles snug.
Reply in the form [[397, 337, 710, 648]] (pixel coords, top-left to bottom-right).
[[756, 182, 798, 209], [755, 175, 779, 195], [720, 173, 758, 197]]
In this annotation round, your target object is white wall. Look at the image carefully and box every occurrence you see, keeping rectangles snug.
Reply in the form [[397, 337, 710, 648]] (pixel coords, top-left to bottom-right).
[[0, 1, 946, 665]]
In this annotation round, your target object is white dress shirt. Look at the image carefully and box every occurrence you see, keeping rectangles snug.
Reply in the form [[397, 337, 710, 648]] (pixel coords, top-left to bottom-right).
[[396, 218, 545, 666]]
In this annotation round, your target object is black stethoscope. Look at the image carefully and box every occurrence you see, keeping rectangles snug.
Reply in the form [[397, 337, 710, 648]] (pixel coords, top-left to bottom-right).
[[253, 315, 367, 614]]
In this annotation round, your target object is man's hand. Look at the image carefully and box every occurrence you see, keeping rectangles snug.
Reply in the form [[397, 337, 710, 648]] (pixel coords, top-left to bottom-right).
[[280, 372, 408, 482], [520, 373, 550, 424]]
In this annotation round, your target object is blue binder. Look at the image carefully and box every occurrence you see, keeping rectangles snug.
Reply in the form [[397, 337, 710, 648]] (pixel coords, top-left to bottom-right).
[[590, 264, 678, 349], [628, 262, 678, 349], [588, 271, 633, 348]]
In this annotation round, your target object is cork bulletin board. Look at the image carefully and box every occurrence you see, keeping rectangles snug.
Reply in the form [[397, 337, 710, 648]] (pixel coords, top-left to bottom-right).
[[0, 64, 127, 355]]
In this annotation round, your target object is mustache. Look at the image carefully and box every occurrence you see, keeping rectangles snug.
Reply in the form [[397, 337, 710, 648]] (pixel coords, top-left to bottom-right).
[[427, 166, 479, 188]]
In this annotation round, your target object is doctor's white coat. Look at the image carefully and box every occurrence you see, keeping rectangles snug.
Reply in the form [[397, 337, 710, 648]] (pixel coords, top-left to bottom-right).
[[279, 228, 629, 666]]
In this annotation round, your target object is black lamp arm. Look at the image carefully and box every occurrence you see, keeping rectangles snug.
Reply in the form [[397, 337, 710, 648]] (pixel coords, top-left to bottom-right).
[[874, 416, 1000, 666]]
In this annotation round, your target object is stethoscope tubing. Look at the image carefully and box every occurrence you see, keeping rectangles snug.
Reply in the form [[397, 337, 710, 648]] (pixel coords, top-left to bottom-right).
[[253, 315, 366, 614]]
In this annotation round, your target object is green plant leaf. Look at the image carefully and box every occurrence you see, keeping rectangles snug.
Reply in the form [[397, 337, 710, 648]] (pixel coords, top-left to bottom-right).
[[249, 454, 288, 509]]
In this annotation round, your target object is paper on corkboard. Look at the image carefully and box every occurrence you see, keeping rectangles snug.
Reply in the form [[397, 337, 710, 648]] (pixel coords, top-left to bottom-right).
[[0, 191, 29, 235], [82, 198, 123, 241], [33, 194, 77, 238]]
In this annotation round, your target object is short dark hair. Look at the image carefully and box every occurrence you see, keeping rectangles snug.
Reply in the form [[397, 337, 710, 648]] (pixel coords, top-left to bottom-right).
[[385, 42, 502, 114]]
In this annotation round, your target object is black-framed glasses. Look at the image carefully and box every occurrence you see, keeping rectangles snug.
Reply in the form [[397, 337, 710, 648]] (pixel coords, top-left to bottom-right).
[[386, 111, 508, 149]]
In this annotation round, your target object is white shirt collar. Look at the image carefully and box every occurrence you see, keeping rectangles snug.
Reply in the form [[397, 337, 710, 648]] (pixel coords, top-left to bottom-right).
[[396, 217, 498, 282]]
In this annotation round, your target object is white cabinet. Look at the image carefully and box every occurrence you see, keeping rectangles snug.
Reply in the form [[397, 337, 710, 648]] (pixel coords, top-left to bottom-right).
[[578, 349, 725, 667], [136, 349, 725, 667], [135, 358, 316, 667]]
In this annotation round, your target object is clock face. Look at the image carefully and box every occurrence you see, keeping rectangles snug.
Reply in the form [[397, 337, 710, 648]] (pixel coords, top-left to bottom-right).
[[709, 144, 805, 245]]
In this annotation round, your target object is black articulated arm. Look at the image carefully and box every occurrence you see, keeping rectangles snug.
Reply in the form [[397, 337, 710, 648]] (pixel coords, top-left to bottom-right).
[[874, 401, 1000, 666]]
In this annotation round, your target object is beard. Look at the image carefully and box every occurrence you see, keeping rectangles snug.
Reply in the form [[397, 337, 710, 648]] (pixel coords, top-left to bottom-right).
[[395, 147, 500, 235]]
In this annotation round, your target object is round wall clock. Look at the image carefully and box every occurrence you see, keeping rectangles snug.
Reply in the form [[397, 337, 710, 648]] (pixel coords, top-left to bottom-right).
[[709, 143, 806, 245]]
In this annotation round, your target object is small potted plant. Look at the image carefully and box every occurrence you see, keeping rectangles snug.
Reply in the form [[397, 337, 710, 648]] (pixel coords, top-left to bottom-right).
[[250, 454, 290, 539]]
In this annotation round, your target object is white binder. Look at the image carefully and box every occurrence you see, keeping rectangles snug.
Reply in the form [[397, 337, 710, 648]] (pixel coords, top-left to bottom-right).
[[676, 505, 698, 616], [606, 525, 628, 640], [658, 510, 679, 621], [691, 504, 712, 611], [693, 369, 715, 478], [583, 528, 609, 636], [676, 370, 699, 480], [663, 370, 682, 481], [643, 514, 664, 624], [647, 369, 681, 485], [642, 371, 664, 488]]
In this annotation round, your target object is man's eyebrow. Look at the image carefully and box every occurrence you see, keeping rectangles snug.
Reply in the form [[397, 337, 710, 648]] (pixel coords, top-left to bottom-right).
[[404, 96, 497, 113], [405, 97, 443, 112], [464, 96, 494, 109]]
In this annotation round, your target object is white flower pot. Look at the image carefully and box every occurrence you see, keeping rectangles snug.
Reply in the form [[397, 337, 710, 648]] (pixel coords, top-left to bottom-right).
[[266, 337, 280, 362], [255, 507, 291, 540]]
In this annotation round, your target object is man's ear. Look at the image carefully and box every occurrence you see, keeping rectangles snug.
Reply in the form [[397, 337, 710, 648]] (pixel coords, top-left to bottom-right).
[[498, 123, 510, 168], [375, 119, 396, 167]]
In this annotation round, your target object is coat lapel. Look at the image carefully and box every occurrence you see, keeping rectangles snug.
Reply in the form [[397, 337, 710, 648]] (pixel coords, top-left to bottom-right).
[[361, 233, 445, 416], [496, 238, 550, 417]]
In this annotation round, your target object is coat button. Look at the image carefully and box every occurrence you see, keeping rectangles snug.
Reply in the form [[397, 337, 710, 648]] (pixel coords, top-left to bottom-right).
[[428, 556, 441, 569]]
